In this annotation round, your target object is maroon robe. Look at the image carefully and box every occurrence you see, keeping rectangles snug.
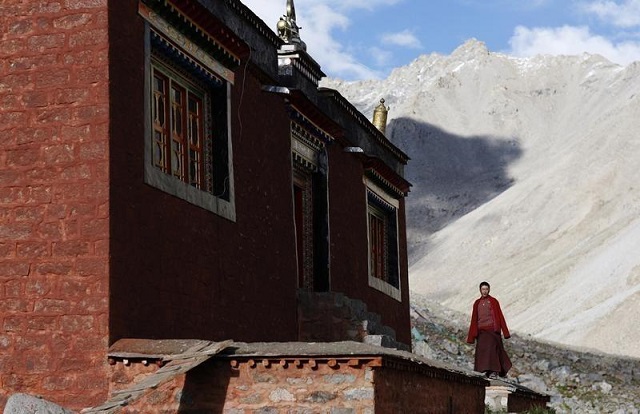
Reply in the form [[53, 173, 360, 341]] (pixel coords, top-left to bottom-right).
[[466, 295, 512, 377]]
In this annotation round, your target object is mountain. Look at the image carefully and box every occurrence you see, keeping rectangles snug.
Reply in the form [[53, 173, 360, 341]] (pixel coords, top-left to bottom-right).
[[322, 39, 640, 358]]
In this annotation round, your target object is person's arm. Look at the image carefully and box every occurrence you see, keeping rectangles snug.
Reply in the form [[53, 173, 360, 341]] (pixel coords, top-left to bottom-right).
[[466, 300, 479, 343], [494, 299, 510, 339]]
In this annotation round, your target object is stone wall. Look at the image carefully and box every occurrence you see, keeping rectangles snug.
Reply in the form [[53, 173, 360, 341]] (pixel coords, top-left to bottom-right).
[[0, 0, 111, 410], [109, 357, 377, 413], [103, 352, 487, 413]]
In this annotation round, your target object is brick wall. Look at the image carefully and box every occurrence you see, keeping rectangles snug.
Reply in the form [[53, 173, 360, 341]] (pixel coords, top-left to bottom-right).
[[0, 0, 110, 410]]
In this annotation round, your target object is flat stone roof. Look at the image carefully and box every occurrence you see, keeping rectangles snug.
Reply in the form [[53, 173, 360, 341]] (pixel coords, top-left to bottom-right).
[[222, 341, 483, 380], [108, 338, 215, 360]]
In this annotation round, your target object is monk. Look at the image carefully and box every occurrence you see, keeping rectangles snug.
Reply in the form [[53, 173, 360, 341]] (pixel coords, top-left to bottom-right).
[[466, 281, 512, 378]]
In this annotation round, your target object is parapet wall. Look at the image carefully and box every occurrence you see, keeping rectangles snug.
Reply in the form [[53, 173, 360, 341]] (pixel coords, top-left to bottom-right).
[[90, 340, 488, 413]]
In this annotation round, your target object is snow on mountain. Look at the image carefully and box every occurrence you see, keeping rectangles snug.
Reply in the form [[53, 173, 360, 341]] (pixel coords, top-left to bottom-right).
[[322, 39, 640, 358]]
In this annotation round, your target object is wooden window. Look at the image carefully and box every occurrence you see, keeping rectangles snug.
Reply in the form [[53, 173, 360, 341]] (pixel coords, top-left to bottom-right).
[[188, 95, 204, 188], [367, 189, 399, 290], [368, 206, 388, 282], [151, 64, 206, 190], [145, 30, 234, 220]]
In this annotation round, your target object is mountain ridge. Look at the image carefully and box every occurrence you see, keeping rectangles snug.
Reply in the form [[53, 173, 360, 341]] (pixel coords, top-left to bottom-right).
[[322, 39, 640, 358]]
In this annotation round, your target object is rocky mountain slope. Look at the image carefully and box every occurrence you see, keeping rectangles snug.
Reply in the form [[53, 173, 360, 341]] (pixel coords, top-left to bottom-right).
[[322, 39, 640, 358], [410, 293, 640, 413]]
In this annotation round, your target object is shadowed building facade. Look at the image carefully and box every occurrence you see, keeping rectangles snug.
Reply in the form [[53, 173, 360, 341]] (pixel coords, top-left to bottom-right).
[[0, 0, 553, 411], [0, 0, 416, 409]]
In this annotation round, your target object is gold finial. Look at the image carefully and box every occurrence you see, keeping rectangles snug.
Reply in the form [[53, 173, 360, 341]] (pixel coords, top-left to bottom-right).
[[372, 98, 389, 135], [277, 0, 306, 51]]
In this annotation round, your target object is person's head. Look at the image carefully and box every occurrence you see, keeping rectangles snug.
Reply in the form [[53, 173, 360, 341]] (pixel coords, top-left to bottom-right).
[[479, 281, 490, 297]]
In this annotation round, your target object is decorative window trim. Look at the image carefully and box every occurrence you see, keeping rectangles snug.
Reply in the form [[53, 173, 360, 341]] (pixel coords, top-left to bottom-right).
[[143, 24, 235, 221], [365, 178, 401, 301], [293, 166, 314, 290], [290, 115, 329, 291], [291, 121, 325, 172], [138, 1, 236, 84]]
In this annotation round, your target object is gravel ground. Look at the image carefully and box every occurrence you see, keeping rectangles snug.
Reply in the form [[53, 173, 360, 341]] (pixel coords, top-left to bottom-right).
[[410, 294, 640, 413]]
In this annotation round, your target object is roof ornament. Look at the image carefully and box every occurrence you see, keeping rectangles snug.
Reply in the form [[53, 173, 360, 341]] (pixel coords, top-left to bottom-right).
[[277, 0, 306, 51], [372, 98, 389, 135]]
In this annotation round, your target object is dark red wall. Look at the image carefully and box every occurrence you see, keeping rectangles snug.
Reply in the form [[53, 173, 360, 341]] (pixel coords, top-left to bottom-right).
[[326, 144, 411, 345], [0, 0, 111, 410], [108, 1, 299, 344], [375, 366, 486, 413]]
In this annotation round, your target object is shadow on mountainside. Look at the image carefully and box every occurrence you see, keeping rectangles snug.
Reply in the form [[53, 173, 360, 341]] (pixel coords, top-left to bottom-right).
[[388, 117, 523, 264]]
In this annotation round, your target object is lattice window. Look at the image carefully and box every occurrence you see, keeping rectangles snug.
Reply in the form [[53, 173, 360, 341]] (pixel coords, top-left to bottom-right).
[[151, 61, 208, 191], [368, 205, 388, 282], [144, 30, 235, 220], [367, 187, 400, 292]]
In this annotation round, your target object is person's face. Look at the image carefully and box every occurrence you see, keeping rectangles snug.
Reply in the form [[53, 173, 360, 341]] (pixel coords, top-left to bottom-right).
[[480, 285, 490, 297]]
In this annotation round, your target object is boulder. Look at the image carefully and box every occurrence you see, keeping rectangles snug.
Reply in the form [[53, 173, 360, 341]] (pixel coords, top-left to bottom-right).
[[3, 394, 73, 414]]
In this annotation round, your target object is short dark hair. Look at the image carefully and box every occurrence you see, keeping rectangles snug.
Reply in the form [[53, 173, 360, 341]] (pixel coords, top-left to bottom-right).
[[479, 281, 490, 289]]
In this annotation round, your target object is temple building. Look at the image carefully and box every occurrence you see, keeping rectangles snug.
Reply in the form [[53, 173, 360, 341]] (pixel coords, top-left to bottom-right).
[[0, 0, 548, 412]]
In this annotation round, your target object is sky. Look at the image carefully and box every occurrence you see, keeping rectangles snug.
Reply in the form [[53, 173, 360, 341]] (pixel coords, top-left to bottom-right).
[[241, 0, 640, 80]]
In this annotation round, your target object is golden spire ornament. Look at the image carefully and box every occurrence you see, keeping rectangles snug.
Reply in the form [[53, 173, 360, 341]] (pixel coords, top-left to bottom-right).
[[372, 98, 389, 135], [276, 0, 306, 51]]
